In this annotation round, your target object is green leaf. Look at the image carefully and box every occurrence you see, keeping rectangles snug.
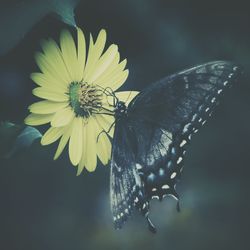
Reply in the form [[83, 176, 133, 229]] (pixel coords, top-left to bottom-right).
[[51, 0, 80, 27], [0, 0, 80, 56], [0, 121, 42, 159]]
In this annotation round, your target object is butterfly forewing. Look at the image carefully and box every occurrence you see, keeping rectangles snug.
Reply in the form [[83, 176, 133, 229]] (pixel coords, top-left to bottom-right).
[[129, 61, 240, 133]]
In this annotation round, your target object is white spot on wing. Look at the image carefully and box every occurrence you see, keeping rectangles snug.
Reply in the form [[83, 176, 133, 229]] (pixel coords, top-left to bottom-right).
[[170, 172, 177, 179], [180, 140, 187, 147], [162, 184, 170, 189], [168, 194, 178, 201], [192, 113, 198, 121], [177, 157, 183, 164], [183, 123, 191, 133], [136, 163, 142, 170], [152, 196, 159, 200]]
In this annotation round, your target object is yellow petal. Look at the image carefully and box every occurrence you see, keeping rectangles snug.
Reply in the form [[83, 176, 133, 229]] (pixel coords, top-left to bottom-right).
[[110, 58, 127, 78], [29, 101, 68, 114], [97, 128, 111, 165], [54, 124, 72, 160], [32, 87, 69, 102], [41, 127, 65, 145], [115, 91, 139, 106], [25, 113, 53, 126], [77, 27, 86, 75], [35, 52, 68, 85], [30, 73, 68, 92], [82, 34, 94, 79], [83, 29, 107, 82], [51, 106, 75, 127], [95, 114, 115, 137], [98, 69, 129, 91], [69, 117, 83, 166], [97, 59, 127, 87], [40, 38, 71, 83], [85, 117, 97, 172], [77, 122, 87, 175], [92, 53, 121, 85], [60, 29, 81, 82], [87, 44, 118, 83]]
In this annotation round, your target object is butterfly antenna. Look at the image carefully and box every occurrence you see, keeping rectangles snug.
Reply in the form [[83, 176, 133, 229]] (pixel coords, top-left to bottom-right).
[[107, 87, 119, 103], [96, 84, 119, 106], [96, 84, 112, 96], [125, 90, 133, 104]]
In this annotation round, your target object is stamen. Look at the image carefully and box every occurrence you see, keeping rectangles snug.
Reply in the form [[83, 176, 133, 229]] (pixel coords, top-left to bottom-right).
[[69, 82, 104, 117]]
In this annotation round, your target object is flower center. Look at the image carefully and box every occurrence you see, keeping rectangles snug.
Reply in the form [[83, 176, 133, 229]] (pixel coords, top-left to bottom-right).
[[69, 82, 103, 117]]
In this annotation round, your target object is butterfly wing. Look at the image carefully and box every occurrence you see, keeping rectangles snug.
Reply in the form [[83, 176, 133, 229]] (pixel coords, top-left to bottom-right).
[[110, 61, 242, 231], [110, 118, 154, 230], [129, 61, 241, 133], [128, 61, 241, 201]]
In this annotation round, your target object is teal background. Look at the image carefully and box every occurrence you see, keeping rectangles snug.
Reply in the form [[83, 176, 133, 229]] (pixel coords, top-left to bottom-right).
[[0, 1, 249, 250]]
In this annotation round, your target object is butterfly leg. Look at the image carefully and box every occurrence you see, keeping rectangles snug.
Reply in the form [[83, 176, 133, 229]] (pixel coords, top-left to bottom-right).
[[96, 120, 116, 142]]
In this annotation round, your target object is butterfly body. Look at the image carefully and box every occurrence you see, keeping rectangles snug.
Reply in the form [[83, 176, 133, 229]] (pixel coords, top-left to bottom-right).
[[109, 61, 242, 232]]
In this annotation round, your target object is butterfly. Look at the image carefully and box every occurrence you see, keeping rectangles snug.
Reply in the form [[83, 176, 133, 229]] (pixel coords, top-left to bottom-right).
[[107, 61, 241, 233]]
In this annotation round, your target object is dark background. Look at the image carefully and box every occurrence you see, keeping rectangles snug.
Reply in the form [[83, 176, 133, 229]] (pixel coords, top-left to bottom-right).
[[0, 0, 249, 250]]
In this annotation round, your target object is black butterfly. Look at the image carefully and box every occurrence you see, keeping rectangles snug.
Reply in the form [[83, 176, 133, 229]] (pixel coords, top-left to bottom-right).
[[108, 61, 241, 233]]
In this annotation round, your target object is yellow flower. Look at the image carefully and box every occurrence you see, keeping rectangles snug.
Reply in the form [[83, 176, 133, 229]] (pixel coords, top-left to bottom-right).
[[25, 27, 138, 174]]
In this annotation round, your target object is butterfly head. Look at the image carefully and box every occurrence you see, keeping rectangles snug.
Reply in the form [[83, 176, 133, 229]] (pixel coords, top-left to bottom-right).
[[114, 101, 128, 118]]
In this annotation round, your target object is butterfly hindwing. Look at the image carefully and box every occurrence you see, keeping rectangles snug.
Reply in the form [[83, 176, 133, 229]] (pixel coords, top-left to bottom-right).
[[110, 119, 151, 229], [133, 122, 182, 202]]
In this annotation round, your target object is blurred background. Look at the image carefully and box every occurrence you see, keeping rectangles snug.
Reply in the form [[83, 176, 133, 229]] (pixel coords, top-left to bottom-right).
[[0, 0, 249, 249]]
